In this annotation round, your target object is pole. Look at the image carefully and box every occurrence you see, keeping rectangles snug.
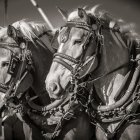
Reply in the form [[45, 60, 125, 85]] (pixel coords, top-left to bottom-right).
[[29, 0, 54, 30], [3, 0, 8, 26]]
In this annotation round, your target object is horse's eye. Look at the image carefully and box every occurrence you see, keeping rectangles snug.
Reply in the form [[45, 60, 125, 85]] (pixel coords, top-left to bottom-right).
[[2, 61, 9, 67], [73, 40, 82, 45]]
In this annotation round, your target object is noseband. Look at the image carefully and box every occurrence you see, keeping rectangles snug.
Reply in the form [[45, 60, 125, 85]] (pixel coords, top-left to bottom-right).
[[53, 21, 103, 83]]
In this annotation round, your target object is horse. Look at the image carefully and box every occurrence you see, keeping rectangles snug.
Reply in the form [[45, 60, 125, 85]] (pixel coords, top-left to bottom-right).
[[0, 20, 57, 140], [46, 5, 140, 140]]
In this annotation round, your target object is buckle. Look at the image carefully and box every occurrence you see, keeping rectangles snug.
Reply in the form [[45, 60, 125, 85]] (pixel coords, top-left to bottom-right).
[[7, 54, 20, 77], [25, 50, 32, 65], [100, 35, 104, 46]]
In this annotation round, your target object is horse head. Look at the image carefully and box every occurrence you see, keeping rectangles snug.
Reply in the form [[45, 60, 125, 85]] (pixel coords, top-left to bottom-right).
[[0, 25, 31, 105], [0, 20, 54, 113], [46, 6, 102, 99]]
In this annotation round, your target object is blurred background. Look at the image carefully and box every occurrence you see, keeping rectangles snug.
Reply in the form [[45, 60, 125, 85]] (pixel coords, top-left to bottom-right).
[[0, 0, 140, 32]]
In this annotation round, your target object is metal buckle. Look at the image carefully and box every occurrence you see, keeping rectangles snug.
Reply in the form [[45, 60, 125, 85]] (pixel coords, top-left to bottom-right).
[[7, 54, 20, 77], [100, 35, 104, 46], [25, 50, 32, 65]]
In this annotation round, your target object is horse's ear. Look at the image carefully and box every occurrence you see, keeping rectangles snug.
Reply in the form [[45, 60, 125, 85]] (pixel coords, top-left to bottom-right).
[[56, 6, 68, 21], [78, 8, 89, 23], [7, 25, 18, 40]]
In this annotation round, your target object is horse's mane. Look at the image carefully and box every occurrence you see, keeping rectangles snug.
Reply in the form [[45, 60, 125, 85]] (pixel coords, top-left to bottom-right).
[[68, 5, 140, 43], [12, 19, 53, 43], [0, 20, 53, 46]]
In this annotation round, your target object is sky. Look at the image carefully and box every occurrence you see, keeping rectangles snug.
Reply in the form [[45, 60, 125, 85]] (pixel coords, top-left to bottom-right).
[[0, 0, 140, 32]]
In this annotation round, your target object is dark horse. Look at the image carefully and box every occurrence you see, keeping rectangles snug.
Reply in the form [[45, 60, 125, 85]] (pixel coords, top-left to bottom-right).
[[0, 20, 58, 140], [46, 5, 140, 140]]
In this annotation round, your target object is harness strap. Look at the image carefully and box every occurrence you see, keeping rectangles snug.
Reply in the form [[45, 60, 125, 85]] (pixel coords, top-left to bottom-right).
[[28, 95, 67, 112], [54, 53, 79, 64], [36, 31, 55, 53], [0, 83, 9, 93], [53, 57, 74, 72], [107, 113, 140, 139], [110, 30, 124, 48], [0, 42, 18, 47], [91, 64, 140, 112], [114, 32, 127, 49], [65, 21, 92, 32], [0, 43, 17, 53]]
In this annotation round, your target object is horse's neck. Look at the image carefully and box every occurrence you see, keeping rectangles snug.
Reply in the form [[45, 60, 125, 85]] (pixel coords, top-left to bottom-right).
[[29, 38, 53, 104], [93, 30, 130, 105]]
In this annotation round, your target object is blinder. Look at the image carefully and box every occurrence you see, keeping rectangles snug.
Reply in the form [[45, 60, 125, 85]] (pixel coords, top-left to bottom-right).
[[7, 54, 21, 77]]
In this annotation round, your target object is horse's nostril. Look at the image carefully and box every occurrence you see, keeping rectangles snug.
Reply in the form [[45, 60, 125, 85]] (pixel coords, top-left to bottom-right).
[[49, 82, 61, 96], [50, 83, 57, 92]]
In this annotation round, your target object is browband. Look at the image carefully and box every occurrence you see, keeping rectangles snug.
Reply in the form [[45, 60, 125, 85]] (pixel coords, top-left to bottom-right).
[[65, 21, 93, 32], [0, 42, 19, 53]]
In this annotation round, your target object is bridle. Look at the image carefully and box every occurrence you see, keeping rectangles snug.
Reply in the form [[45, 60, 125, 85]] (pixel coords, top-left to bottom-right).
[[53, 21, 103, 84]]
